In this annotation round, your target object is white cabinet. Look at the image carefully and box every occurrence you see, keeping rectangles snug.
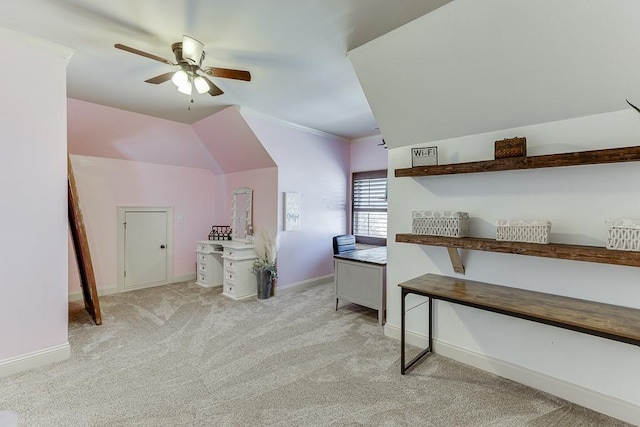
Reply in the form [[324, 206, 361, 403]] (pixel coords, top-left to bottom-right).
[[334, 247, 387, 325], [195, 241, 223, 288], [221, 241, 257, 300]]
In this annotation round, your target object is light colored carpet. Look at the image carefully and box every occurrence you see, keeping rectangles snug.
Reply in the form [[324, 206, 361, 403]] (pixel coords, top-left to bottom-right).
[[0, 281, 630, 426]]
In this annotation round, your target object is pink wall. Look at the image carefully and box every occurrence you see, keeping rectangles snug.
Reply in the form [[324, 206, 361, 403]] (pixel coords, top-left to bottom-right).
[[217, 168, 279, 234], [0, 28, 70, 363], [242, 112, 351, 288], [193, 107, 276, 174], [67, 99, 223, 172], [69, 155, 217, 292]]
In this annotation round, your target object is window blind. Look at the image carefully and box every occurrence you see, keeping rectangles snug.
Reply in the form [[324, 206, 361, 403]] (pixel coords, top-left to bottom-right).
[[352, 170, 387, 244]]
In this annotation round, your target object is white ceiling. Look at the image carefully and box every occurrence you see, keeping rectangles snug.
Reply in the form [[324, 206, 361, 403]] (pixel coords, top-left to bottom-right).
[[0, 0, 451, 140], [350, 0, 640, 148]]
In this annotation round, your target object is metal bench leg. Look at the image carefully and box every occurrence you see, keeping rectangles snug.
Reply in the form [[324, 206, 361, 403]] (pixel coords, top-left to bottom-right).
[[401, 290, 433, 375]]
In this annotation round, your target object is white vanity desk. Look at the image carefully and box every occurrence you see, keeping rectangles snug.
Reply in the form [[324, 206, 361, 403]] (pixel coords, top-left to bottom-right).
[[196, 187, 257, 299], [195, 240, 256, 300]]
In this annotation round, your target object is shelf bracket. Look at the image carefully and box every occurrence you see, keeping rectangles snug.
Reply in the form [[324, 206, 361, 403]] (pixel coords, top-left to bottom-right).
[[446, 247, 465, 274]]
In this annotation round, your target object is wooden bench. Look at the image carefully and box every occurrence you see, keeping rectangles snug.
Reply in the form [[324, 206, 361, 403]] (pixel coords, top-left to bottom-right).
[[398, 273, 640, 374]]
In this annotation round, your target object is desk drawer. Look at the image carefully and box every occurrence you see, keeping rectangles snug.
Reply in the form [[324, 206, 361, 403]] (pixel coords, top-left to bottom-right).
[[197, 252, 207, 262], [224, 282, 234, 295], [224, 259, 236, 271], [225, 271, 236, 284]]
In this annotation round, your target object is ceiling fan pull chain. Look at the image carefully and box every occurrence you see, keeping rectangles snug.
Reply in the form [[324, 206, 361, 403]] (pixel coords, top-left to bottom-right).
[[188, 74, 194, 110]]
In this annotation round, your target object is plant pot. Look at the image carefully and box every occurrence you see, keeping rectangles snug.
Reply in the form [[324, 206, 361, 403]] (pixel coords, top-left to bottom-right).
[[256, 269, 272, 299]]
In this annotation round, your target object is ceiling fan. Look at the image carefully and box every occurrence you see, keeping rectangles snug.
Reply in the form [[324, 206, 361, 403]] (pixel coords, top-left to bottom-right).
[[115, 35, 251, 97]]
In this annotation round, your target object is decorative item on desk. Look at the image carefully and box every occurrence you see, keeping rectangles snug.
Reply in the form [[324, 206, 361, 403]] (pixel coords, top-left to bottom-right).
[[496, 219, 551, 244], [411, 146, 438, 167], [495, 137, 526, 159], [605, 219, 640, 252], [208, 225, 232, 241], [250, 228, 280, 299], [412, 211, 469, 238]]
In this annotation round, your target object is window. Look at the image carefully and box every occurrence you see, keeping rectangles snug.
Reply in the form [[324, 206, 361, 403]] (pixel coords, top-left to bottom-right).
[[352, 170, 387, 245]]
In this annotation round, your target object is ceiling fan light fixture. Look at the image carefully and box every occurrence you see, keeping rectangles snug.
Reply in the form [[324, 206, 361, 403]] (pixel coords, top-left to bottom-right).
[[182, 35, 204, 65], [177, 82, 192, 95], [194, 76, 209, 94], [171, 70, 189, 87]]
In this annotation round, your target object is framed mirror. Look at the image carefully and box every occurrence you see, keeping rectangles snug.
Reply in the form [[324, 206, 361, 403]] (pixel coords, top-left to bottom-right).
[[231, 187, 253, 242]]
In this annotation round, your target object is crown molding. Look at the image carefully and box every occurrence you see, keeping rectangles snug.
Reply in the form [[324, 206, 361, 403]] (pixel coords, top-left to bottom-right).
[[238, 107, 350, 143]]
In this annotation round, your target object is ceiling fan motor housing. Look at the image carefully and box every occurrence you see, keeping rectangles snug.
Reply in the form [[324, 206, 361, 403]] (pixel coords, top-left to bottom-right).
[[172, 41, 205, 68]]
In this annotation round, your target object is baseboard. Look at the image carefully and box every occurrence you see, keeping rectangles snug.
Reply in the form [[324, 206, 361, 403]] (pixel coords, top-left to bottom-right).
[[68, 273, 197, 301], [68, 285, 119, 302], [172, 272, 197, 283], [275, 274, 333, 296], [384, 324, 640, 426], [0, 343, 70, 379], [384, 323, 429, 348]]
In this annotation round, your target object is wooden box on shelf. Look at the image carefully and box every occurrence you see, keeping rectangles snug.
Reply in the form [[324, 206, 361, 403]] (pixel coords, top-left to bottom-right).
[[495, 137, 526, 159]]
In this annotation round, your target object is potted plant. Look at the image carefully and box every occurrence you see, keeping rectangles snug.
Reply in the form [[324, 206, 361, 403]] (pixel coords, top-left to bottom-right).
[[250, 228, 279, 299]]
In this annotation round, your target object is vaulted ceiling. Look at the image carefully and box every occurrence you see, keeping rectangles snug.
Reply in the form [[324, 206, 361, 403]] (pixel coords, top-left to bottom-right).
[[0, 0, 451, 140]]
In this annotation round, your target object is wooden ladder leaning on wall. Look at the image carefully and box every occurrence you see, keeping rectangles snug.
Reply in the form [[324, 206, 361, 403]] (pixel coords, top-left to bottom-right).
[[68, 155, 102, 325]]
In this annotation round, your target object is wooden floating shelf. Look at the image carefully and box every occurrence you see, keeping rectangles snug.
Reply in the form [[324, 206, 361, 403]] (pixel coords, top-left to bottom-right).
[[395, 234, 640, 269], [395, 145, 640, 177]]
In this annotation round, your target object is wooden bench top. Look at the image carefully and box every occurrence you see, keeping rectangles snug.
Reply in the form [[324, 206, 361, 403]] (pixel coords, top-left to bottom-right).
[[398, 273, 640, 347]]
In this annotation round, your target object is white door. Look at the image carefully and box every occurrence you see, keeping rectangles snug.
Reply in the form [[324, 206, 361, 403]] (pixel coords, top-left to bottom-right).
[[124, 210, 168, 289]]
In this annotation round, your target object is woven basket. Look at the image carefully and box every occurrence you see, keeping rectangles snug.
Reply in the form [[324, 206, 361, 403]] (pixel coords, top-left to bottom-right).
[[496, 219, 551, 244], [606, 219, 640, 251], [412, 211, 469, 238]]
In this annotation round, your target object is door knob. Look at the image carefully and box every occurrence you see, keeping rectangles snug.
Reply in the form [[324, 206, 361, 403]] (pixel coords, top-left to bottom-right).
[[160, 245, 166, 249]]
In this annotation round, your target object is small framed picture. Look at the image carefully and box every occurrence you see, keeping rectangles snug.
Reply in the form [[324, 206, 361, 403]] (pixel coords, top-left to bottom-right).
[[412, 146, 438, 167], [284, 192, 301, 231]]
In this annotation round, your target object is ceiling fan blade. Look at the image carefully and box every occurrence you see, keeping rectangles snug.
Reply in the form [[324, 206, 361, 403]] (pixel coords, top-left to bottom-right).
[[202, 76, 224, 96], [145, 72, 175, 84], [204, 67, 251, 82], [114, 43, 176, 66]]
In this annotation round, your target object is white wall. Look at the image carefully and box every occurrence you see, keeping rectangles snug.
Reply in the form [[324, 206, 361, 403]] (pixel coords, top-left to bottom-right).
[[348, 0, 640, 148], [0, 27, 72, 375], [388, 111, 640, 423], [350, 134, 387, 173]]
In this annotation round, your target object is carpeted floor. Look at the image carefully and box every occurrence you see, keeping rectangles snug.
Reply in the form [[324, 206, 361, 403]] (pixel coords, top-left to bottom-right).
[[0, 281, 631, 426]]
